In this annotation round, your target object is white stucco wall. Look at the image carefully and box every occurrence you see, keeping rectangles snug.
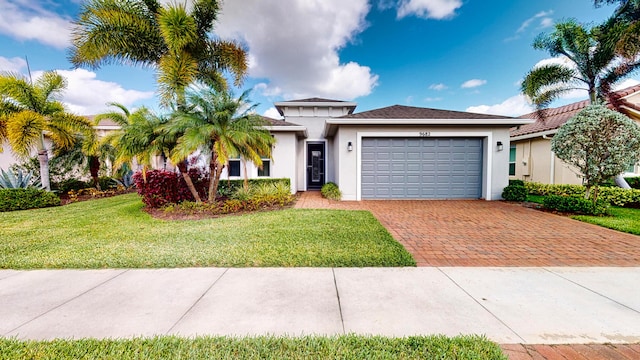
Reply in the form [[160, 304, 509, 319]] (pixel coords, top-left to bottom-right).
[[333, 125, 512, 201]]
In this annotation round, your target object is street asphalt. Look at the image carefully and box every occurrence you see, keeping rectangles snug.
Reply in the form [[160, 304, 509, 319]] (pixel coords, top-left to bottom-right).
[[1, 267, 639, 343]]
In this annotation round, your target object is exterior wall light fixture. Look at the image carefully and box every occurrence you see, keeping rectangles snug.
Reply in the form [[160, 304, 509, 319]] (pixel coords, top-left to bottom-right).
[[347, 141, 353, 151], [497, 141, 504, 152]]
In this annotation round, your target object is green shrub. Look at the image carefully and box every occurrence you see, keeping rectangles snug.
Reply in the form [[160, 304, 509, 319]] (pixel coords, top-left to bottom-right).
[[524, 181, 640, 207], [321, 182, 342, 200], [0, 168, 41, 189], [218, 178, 291, 197], [56, 178, 91, 193], [502, 184, 527, 201], [543, 195, 608, 216], [98, 176, 118, 190], [508, 179, 525, 187], [0, 188, 60, 212]]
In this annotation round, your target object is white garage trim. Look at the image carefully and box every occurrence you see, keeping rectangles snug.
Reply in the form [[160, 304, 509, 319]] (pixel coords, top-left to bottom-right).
[[356, 131, 494, 200]]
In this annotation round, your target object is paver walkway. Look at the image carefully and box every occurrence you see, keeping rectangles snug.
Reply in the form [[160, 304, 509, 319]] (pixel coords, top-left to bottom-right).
[[295, 191, 640, 267]]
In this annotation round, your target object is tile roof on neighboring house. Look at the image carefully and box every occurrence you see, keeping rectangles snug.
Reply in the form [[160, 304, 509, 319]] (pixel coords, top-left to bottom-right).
[[511, 84, 640, 138], [341, 104, 516, 120]]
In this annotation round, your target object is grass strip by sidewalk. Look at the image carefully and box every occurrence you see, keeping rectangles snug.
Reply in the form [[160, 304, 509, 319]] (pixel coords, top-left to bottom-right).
[[0, 193, 415, 268], [0, 335, 506, 360]]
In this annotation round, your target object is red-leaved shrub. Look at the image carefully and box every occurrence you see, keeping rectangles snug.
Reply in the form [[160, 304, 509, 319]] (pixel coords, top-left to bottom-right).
[[133, 169, 209, 208]]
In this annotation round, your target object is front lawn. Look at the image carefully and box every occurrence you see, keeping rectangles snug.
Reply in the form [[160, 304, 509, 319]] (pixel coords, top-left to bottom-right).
[[0, 335, 506, 360], [0, 193, 415, 268], [572, 206, 640, 235]]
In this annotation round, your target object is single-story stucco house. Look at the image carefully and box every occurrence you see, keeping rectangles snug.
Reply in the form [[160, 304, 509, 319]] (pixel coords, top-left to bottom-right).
[[510, 84, 640, 185], [237, 98, 532, 200], [1, 99, 533, 200]]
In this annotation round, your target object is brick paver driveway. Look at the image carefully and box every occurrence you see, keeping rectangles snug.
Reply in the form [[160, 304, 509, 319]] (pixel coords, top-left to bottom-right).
[[295, 192, 640, 267]]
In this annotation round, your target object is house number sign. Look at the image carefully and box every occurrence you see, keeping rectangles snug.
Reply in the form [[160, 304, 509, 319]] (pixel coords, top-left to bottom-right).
[[419, 131, 431, 137]]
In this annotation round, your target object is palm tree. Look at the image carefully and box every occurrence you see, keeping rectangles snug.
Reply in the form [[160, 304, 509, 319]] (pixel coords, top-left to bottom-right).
[[0, 71, 95, 190], [595, 0, 640, 60], [521, 19, 640, 188], [70, 0, 247, 108], [171, 89, 275, 202], [97, 103, 202, 201]]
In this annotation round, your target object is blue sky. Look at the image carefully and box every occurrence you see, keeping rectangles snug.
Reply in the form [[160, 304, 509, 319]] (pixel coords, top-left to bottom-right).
[[0, 0, 634, 118]]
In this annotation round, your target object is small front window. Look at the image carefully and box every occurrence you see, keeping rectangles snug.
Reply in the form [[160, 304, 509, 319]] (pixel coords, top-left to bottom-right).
[[228, 160, 241, 177], [509, 145, 516, 176], [258, 160, 270, 177]]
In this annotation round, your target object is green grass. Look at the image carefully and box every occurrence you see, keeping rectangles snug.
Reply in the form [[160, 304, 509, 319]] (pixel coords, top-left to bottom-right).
[[0, 335, 506, 360], [526, 194, 545, 204], [0, 193, 415, 268], [572, 206, 640, 235]]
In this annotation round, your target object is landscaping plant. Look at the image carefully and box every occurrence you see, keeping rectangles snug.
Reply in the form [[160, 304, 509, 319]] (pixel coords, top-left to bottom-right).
[[0, 168, 41, 189], [551, 105, 640, 202], [321, 182, 342, 200], [501, 183, 527, 202], [0, 188, 60, 212]]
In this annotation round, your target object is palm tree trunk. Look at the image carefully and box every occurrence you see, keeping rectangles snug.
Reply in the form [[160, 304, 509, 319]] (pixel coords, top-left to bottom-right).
[[89, 156, 101, 190], [176, 161, 201, 202], [209, 162, 224, 203], [207, 150, 221, 202], [37, 150, 51, 191], [242, 158, 249, 191]]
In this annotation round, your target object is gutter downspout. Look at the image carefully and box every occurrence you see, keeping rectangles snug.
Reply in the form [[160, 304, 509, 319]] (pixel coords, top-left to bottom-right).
[[543, 135, 555, 184]]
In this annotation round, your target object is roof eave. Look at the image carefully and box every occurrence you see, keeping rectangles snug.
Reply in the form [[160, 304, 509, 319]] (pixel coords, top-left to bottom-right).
[[323, 118, 535, 137], [274, 101, 358, 116], [510, 129, 558, 141], [264, 125, 308, 138]]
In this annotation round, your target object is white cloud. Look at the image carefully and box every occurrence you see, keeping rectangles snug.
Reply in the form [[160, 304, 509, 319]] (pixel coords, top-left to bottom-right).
[[263, 107, 283, 119], [466, 95, 534, 117], [517, 10, 553, 33], [397, 0, 462, 19], [429, 83, 447, 91], [30, 69, 154, 115], [0, 0, 72, 49], [216, 0, 378, 100], [424, 97, 442, 102], [461, 79, 487, 88], [0, 56, 27, 73]]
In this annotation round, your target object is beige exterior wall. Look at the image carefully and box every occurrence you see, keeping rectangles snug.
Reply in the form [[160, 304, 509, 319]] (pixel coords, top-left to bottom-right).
[[511, 137, 584, 185]]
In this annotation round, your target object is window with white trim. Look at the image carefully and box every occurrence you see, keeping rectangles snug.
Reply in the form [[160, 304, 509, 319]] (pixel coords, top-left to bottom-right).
[[228, 159, 241, 177], [509, 144, 516, 176], [258, 160, 270, 177]]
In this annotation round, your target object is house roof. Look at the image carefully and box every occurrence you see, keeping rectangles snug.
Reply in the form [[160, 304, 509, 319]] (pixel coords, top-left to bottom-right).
[[511, 84, 640, 139], [260, 116, 307, 137], [281, 97, 349, 103], [340, 104, 516, 120]]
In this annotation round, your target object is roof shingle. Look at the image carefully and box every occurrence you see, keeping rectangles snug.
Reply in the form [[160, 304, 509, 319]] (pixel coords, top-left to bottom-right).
[[341, 104, 516, 120]]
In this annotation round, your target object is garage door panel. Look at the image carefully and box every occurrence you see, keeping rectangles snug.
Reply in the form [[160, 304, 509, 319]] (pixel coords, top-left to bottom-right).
[[361, 137, 483, 199]]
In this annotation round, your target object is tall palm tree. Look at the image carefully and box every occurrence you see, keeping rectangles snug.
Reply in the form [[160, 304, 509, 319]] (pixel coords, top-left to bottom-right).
[[171, 89, 275, 202], [595, 0, 640, 59], [70, 0, 247, 108], [521, 19, 640, 188], [0, 71, 95, 190]]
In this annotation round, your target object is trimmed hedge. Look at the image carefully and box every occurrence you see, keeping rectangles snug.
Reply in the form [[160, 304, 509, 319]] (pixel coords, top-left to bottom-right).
[[0, 188, 60, 212], [524, 181, 640, 207], [321, 182, 342, 200], [502, 184, 527, 201], [543, 195, 608, 216]]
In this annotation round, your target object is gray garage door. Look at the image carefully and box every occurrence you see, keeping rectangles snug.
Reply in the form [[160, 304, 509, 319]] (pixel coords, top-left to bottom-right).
[[361, 137, 483, 199]]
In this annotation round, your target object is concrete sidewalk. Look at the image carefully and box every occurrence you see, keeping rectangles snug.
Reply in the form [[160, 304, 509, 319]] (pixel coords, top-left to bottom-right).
[[1, 267, 639, 344]]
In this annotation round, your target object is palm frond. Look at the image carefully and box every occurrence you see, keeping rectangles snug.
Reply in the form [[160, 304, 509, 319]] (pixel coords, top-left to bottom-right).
[[521, 64, 581, 109], [6, 111, 46, 157]]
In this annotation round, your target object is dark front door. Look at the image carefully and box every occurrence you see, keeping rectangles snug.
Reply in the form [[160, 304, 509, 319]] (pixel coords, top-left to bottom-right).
[[306, 143, 325, 190]]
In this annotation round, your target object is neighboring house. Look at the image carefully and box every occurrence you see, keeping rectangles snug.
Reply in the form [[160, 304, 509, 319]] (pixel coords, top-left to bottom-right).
[[250, 98, 531, 200], [510, 84, 640, 185]]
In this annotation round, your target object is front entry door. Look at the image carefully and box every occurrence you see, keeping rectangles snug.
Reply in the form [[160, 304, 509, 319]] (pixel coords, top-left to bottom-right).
[[306, 143, 325, 190]]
